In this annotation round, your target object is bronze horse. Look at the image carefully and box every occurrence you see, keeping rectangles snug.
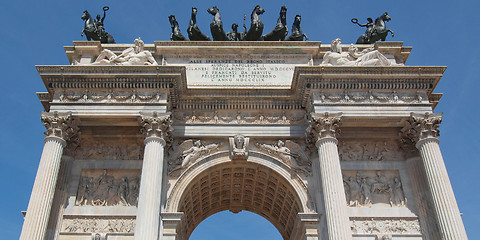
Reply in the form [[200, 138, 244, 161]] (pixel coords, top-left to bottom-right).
[[169, 15, 188, 41], [188, 7, 211, 41], [245, 5, 265, 41], [261, 6, 288, 41], [285, 15, 308, 41], [81, 9, 115, 43], [207, 6, 228, 41], [355, 12, 394, 44]]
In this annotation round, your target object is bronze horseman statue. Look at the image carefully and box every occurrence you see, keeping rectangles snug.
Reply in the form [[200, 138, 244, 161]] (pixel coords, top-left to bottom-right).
[[353, 12, 394, 44], [81, 6, 115, 43]]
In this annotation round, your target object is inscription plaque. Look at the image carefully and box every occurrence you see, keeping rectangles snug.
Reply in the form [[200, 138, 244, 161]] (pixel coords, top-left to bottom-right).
[[165, 54, 310, 88]]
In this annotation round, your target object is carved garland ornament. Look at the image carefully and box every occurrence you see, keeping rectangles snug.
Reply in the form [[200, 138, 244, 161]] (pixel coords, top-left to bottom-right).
[[313, 91, 427, 105], [56, 89, 167, 104], [173, 111, 305, 125]]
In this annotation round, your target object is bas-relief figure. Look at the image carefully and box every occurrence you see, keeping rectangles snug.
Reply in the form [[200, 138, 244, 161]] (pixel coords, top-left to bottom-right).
[[321, 38, 398, 66], [169, 139, 221, 173], [338, 140, 403, 161], [62, 217, 135, 233], [353, 12, 394, 44], [343, 170, 406, 207], [255, 140, 311, 173], [75, 170, 140, 207], [93, 38, 157, 65], [81, 7, 115, 43], [230, 135, 249, 160], [350, 218, 421, 235], [75, 140, 143, 160]]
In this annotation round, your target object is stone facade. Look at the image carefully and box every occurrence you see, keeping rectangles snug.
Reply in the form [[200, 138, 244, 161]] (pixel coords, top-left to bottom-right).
[[21, 40, 467, 240]]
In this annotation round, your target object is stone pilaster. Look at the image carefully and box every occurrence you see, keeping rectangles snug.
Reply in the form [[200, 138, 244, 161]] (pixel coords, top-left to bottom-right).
[[402, 112, 467, 239], [134, 112, 172, 240], [20, 111, 78, 240], [307, 112, 351, 240]]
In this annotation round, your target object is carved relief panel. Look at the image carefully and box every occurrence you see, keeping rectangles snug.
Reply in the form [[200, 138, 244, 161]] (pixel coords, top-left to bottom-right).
[[338, 140, 404, 161], [343, 170, 406, 207], [62, 216, 135, 233], [75, 137, 143, 160], [75, 169, 140, 207]]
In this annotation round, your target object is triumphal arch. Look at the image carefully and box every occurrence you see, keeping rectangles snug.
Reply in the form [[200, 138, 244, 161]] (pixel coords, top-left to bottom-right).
[[20, 39, 468, 240]]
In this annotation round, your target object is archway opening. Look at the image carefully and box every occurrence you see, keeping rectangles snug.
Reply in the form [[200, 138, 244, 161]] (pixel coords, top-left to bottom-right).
[[189, 210, 282, 240], [177, 161, 303, 239]]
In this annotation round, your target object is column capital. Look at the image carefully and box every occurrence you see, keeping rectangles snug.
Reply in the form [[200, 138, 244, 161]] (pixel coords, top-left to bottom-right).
[[400, 112, 442, 149], [41, 111, 79, 144], [139, 112, 172, 145], [307, 112, 342, 147]]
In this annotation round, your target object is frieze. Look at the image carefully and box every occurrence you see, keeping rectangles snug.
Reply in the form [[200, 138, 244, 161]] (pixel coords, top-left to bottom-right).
[[75, 169, 140, 207], [54, 89, 167, 104], [338, 140, 404, 161], [62, 216, 135, 233], [350, 218, 421, 235], [173, 110, 305, 125], [75, 139, 143, 160], [312, 91, 428, 105], [343, 170, 406, 207], [255, 140, 311, 173]]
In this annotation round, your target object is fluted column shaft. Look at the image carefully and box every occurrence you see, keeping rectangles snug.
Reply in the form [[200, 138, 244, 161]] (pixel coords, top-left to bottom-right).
[[135, 112, 172, 240], [417, 138, 467, 239], [308, 112, 351, 240], [403, 112, 468, 239], [20, 111, 77, 240], [135, 136, 166, 240], [20, 137, 65, 240]]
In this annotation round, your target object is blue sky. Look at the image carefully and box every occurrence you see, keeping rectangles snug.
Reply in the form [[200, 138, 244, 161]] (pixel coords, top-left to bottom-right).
[[0, 0, 478, 239]]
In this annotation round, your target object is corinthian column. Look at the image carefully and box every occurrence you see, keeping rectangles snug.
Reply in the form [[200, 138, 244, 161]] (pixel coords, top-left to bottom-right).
[[402, 112, 467, 239], [135, 112, 172, 240], [308, 112, 351, 240], [20, 111, 78, 240]]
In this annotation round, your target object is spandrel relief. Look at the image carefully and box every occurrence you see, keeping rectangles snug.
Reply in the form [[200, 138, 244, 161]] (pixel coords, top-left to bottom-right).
[[338, 140, 404, 161], [168, 139, 222, 174], [255, 140, 311, 173], [75, 138, 143, 160], [62, 217, 135, 233], [343, 170, 406, 207], [75, 169, 140, 207]]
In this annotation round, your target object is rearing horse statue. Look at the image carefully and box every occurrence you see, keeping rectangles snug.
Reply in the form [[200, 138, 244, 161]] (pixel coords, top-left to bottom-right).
[[261, 6, 288, 41], [81, 8, 115, 43], [355, 12, 394, 44], [245, 5, 265, 41], [188, 7, 211, 41], [207, 6, 228, 41]]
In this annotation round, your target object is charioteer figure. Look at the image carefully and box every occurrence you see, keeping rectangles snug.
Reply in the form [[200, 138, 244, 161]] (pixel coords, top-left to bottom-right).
[[352, 12, 394, 44], [81, 6, 115, 43]]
